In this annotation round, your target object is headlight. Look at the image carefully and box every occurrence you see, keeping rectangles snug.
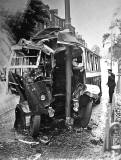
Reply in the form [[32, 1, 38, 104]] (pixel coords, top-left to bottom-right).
[[40, 95, 46, 101], [73, 102, 79, 112], [48, 107, 55, 117]]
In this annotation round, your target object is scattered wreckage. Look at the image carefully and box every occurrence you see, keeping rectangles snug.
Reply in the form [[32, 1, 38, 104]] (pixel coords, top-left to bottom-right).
[[6, 28, 101, 137]]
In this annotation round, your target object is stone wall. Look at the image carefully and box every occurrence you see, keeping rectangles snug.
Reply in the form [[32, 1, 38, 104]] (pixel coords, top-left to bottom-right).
[[0, 27, 14, 69]]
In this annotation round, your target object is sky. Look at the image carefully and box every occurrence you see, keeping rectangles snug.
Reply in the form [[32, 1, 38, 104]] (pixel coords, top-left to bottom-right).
[[43, 0, 121, 49]]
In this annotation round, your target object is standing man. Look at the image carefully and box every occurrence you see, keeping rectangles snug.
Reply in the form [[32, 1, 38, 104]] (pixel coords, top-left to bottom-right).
[[107, 69, 116, 103]]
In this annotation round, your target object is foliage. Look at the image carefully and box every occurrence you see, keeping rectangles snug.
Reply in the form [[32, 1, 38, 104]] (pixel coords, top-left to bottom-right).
[[91, 45, 100, 55], [2, 0, 50, 42], [108, 34, 121, 59], [102, 33, 110, 46], [102, 19, 121, 59], [2, 12, 24, 41]]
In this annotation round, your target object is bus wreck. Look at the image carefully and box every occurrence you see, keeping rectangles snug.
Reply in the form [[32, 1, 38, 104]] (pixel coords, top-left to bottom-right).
[[6, 28, 101, 137]]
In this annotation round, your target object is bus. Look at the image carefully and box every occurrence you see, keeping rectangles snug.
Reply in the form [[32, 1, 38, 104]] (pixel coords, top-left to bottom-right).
[[82, 46, 102, 103]]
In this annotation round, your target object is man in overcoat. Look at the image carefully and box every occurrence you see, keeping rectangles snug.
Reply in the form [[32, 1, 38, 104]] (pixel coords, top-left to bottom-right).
[[107, 69, 116, 103]]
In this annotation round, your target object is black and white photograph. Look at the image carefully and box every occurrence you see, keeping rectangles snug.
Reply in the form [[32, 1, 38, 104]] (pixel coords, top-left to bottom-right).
[[0, 0, 121, 159]]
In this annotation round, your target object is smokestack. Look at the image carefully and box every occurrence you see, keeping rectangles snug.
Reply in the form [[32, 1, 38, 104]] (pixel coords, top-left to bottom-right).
[[65, 0, 71, 29]]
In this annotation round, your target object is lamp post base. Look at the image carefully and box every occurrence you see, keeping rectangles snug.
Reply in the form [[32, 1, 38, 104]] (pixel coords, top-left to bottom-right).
[[65, 117, 74, 130]]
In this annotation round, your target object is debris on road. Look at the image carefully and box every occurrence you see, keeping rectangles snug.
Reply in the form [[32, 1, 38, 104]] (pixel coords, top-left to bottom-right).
[[38, 136, 51, 144], [27, 153, 42, 160], [18, 139, 39, 145]]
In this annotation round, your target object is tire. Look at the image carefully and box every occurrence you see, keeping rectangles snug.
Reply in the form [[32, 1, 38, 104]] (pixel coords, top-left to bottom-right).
[[14, 104, 26, 130], [79, 100, 93, 128], [95, 97, 101, 105], [30, 115, 41, 137]]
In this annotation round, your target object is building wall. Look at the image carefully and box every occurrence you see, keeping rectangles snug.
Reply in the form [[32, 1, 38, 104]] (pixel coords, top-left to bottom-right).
[[49, 9, 75, 35], [35, 4, 87, 47]]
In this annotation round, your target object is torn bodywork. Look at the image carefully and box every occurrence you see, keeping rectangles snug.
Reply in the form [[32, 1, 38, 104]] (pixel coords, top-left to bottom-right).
[[7, 28, 100, 137]]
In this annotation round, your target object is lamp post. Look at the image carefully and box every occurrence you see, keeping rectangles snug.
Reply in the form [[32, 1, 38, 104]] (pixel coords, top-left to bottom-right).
[[64, 0, 73, 127], [65, 0, 71, 29], [110, 20, 117, 70], [110, 32, 113, 70]]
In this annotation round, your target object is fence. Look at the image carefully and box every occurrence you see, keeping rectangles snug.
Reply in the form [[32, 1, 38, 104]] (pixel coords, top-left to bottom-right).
[[104, 74, 121, 152]]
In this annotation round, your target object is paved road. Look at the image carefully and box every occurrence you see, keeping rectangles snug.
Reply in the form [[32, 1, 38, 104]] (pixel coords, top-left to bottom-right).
[[0, 82, 19, 142], [0, 63, 112, 159], [0, 79, 111, 159]]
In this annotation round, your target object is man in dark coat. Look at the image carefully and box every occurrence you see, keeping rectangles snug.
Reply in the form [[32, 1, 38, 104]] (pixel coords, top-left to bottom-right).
[[107, 69, 116, 103]]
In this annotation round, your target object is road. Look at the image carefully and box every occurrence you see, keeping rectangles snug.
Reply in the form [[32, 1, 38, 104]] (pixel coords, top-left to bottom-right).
[[0, 60, 117, 160], [0, 79, 111, 159], [0, 94, 108, 160]]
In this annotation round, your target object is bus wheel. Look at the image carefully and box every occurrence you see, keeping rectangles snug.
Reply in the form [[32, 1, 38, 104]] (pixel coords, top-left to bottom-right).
[[79, 100, 93, 128], [30, 115, 41, 137], [14, 104, 26, 130], [95, 97, 101, 104]]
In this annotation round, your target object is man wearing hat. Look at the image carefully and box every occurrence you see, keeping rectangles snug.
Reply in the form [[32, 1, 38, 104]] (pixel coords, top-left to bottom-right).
[[107, 69, 116, 103]]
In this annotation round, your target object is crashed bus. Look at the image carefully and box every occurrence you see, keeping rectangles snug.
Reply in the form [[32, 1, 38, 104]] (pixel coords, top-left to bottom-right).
[[6, 28, 101, 137], [83, 47, 101, 104]]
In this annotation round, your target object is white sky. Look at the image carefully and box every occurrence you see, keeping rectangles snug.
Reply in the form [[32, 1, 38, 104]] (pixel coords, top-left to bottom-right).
[[43, 0, 121, 49]]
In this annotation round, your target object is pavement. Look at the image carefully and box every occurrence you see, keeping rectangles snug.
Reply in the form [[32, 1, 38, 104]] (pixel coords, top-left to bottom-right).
[[0, 82, 20, 142]]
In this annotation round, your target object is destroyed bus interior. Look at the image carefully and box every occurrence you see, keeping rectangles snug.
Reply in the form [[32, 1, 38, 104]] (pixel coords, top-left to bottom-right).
[[7, 28, 101, 137]]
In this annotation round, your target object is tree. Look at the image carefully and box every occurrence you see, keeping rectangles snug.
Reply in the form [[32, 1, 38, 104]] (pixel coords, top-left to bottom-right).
[[3, 0, 50, 42], [91, 45, 100, 56], [102, 19, 121, 59], [102, 33, 110, 47], [109, 34, 121, 59]]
